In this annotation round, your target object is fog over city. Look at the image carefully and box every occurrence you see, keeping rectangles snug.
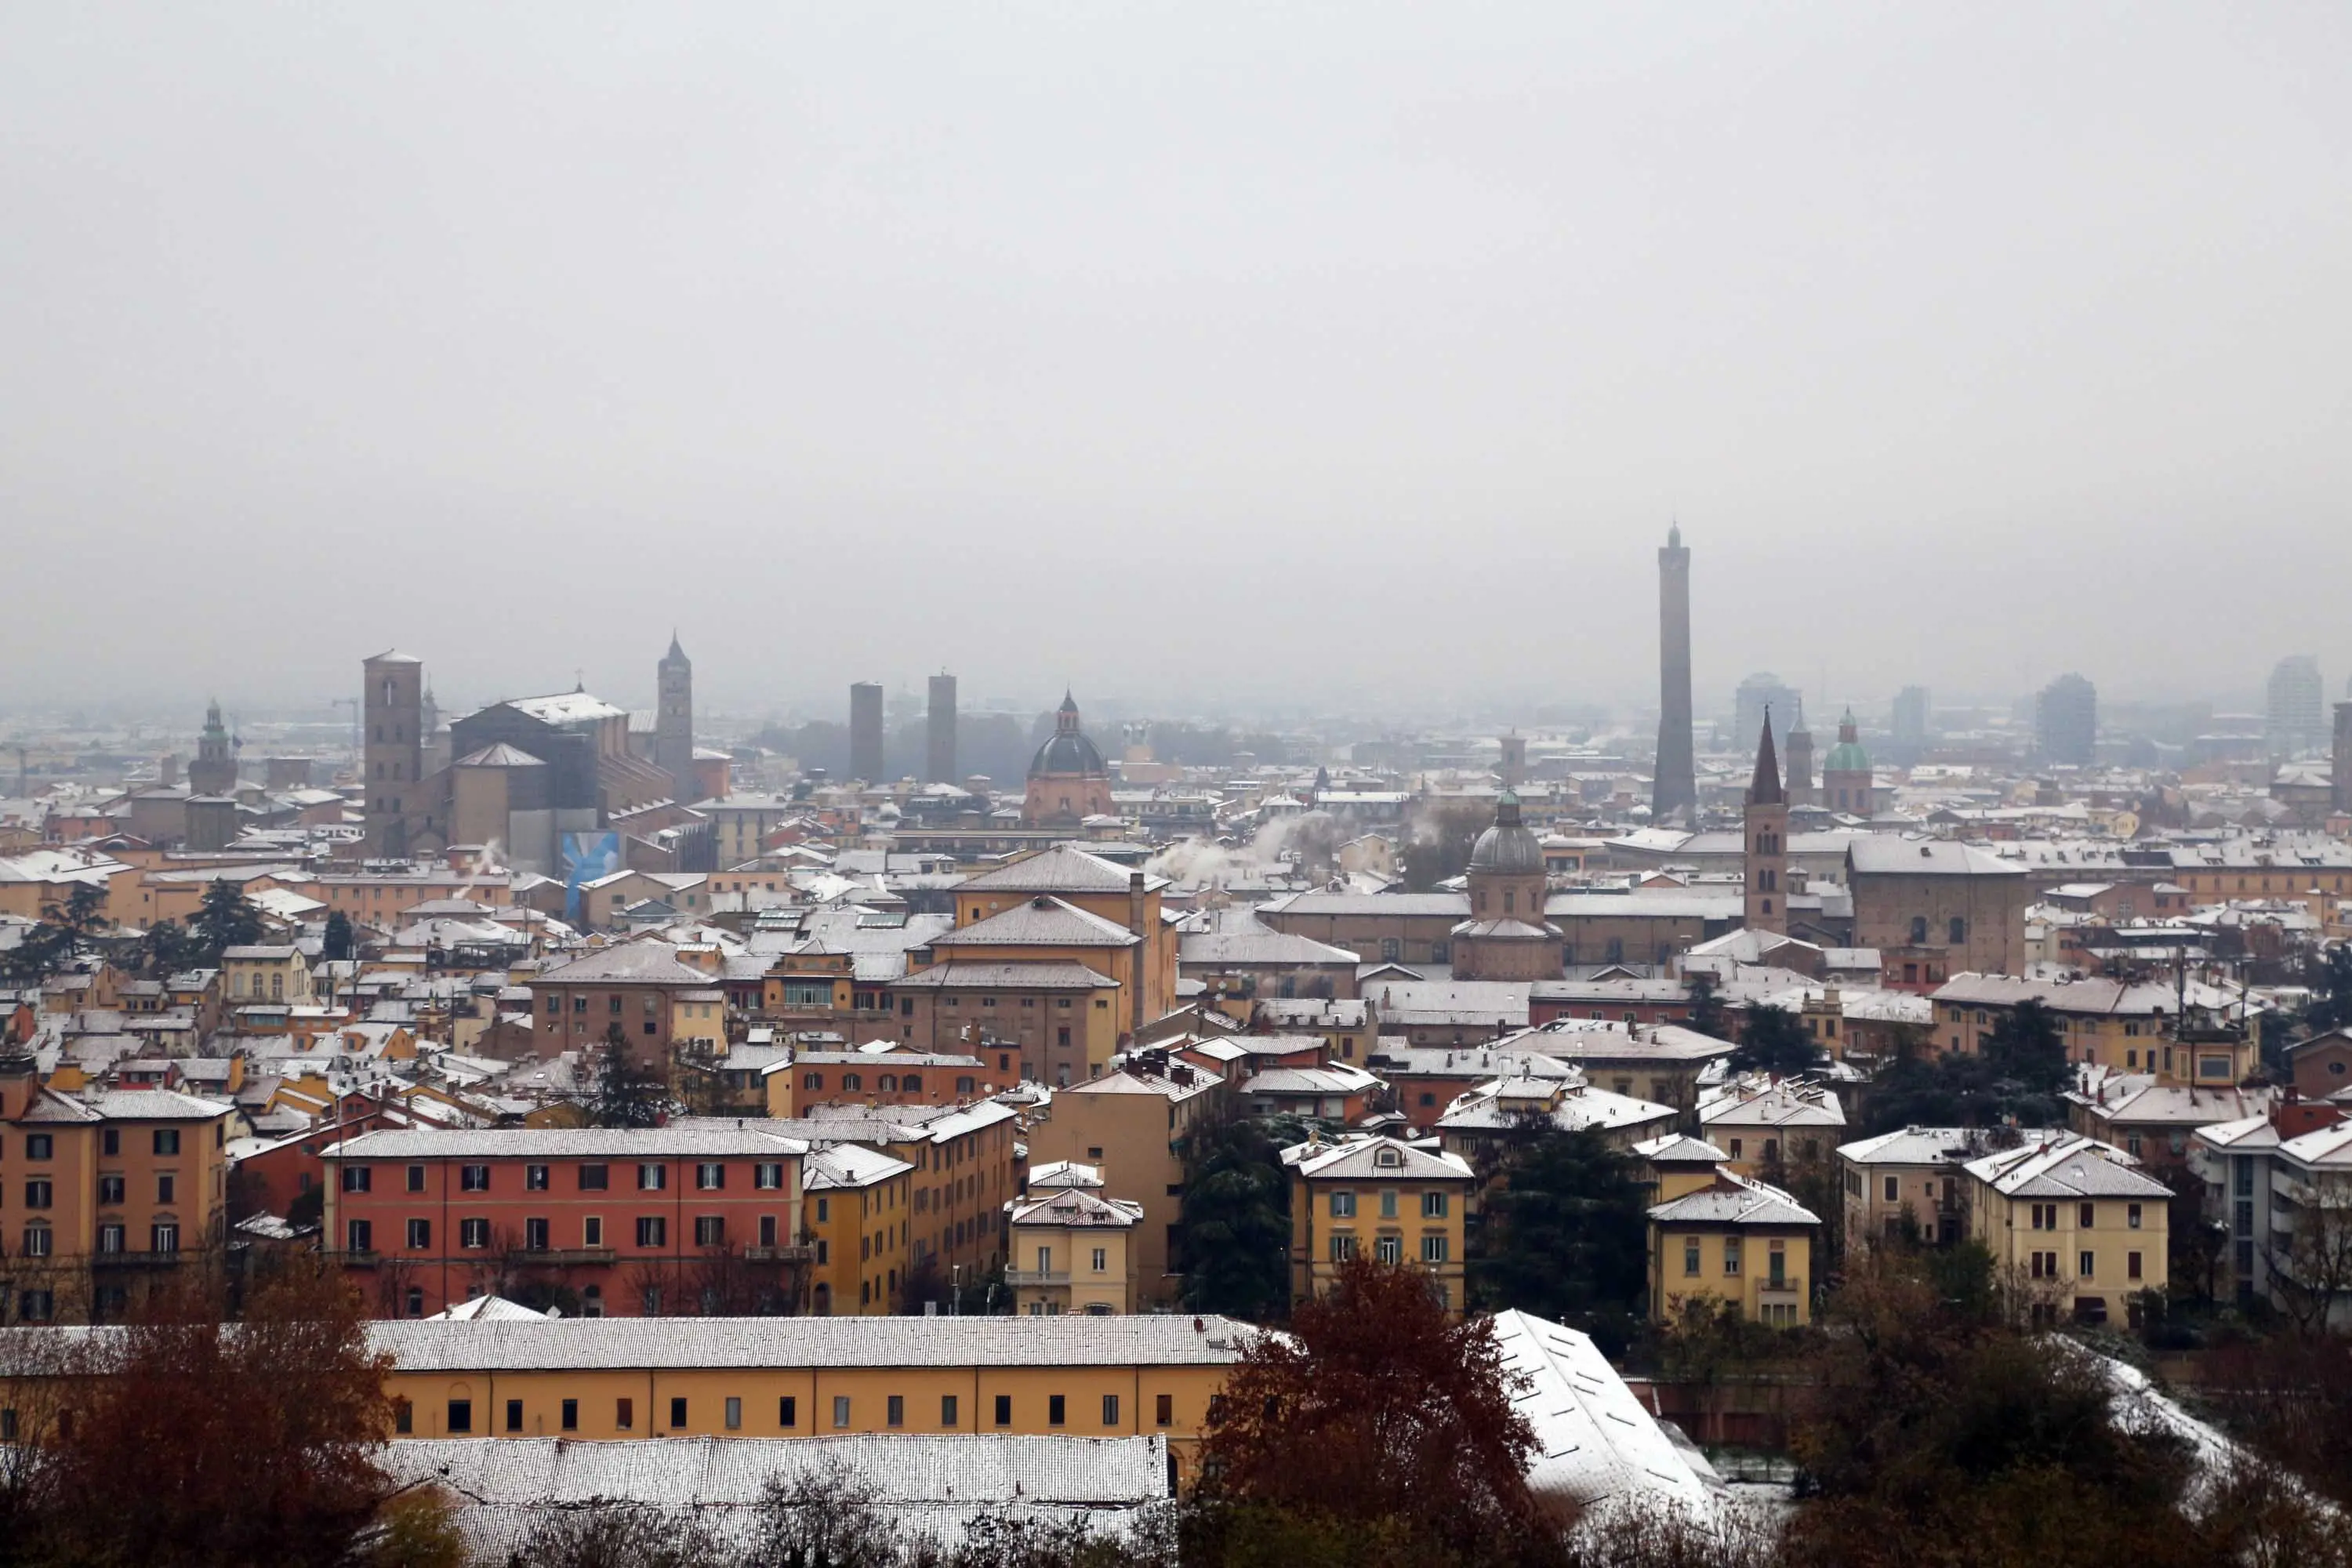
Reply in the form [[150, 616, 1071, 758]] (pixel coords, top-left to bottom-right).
[[2, 6, 2348, 720]]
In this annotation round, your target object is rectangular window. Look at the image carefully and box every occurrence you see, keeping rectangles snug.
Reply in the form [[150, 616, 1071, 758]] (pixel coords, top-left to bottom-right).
[[525, 1164, 550, 1191], [1884, 1175, 1899, 1203], [155, 1174, 174, 1205], [887, 1395, 905, 1428], [460, 1165, 489, 1192], [406, 1164, 426, 1192], [460, 1218, 488, 1249], [993, 1394, 1012, 1428], [407, 1218, 430, 1249], [97, 1224, 123, 1254], [1329, 1192, 1355, 1218], [2080, 1251, 2096, 1279], [23, 1181, 50, 1210], [153, 1130, 180, 1156], [340, 1166, 371, 1193], [637, 1217, 666, 1247], [1102, 1394, 1120, 1427], [942, 1395, 959, 1428], [1723, 1238, 1742, 1276], [2128, 1251, 2143, 1280], [1421, 1191, 1448, 1218], [1048, 1395, 1066, 1428], [446, 1399, 472, 1434], [583, 1216, 604, 1247], [97, 1175, 124, 1205], [725, 1396, 742, 1432], [697, 1163, 724, 1191], [579, 1164, 609, 1191], [2079, 1203, 2096, 1229], [561, 1399, 578, 1432], [151, 1223, 178, 1254], [638, 1164, 667, 1191], [1683, 1240, 1701, 1276], [1422, 1234, 1450, 1263], [506, 1399, 524, 1433], [616, 1399, 633, 1431], [1156, 1393, 1174, 1427], [670, 1397, 688, 1429], [833, 1396, 851, 1430], [1329, 1234, 1356, 1262], [394, 1400, 412, 1435], [346, 1219, 372, 1254], [779, 1396, 797, 1428], [24, 1134, 50, 1161], [2128, 1204, 2143, 1230], [695, 1216, 725, 1247], [755, 1163, 783, 1190], [1375, 1235, 1403, 1265], [525, 1218, 549, 1250], [1380, 1190, 1398, 1219]]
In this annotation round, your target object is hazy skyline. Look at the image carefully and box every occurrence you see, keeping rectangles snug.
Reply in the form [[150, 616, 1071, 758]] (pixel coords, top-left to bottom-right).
[[4, 6, 2348, 720]]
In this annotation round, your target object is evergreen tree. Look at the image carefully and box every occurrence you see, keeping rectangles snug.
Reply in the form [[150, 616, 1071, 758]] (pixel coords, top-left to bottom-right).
[[1728, 1003, 1823, 1076], [1178, 1111, 1294, 1319], [191, 879, 266, 962], [1467, 1126, 1648, 1354], [321, 911, 354, 964], [590, 1023, 667, 1129], [1686, 971, 1730, 1040]]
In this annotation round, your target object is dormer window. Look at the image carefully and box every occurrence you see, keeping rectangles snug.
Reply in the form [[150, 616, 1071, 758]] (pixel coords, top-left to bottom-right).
[[1375, 1147, 1403, 1169]]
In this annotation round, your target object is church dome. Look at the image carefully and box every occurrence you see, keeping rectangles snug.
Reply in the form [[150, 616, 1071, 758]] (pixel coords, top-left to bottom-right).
[[1824, 710, 1871, 774], [1468, 790, 1543, 875], [1029, 691, 1108, 779]]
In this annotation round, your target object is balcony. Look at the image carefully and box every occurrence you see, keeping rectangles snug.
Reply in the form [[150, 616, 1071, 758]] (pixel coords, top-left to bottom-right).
[[90, 1250, 187, 1269], [1005, 1269, 1070, 1288], [1758, 1275, 1803, 1297], [741, 1245, 812, 1263], [515, 1247, 616, 1266]]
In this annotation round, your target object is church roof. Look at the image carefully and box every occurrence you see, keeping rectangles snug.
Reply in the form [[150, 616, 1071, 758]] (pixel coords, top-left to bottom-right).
[[1748, 713, 1786, 806], [1029, 729, 1105, 778], [1468, 790, 1543, 875]]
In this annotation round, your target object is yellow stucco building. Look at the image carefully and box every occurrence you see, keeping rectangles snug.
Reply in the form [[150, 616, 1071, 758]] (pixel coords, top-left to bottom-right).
[[1646, 1169, 1819, 1327], [1007, 1186, 1143, 1316], [1283, 1134, 1476, 1316], [1962, 1131, 2170, 1327]]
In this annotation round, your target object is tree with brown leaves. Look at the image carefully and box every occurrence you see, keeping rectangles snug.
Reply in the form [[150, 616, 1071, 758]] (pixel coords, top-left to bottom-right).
[[36, 1263, 395, 1568], [1191, 1257, 1564, 1568]]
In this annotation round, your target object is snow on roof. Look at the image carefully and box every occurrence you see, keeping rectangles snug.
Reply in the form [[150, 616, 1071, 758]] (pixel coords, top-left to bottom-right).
[[424, 1294, 551, 1322], [1490, 1310, 1719, 1515], [365, 1315, 1255, 1372]]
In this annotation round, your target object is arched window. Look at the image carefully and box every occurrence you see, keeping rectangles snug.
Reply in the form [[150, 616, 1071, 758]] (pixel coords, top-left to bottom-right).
[[878, 1075, 898, 1092], [1911, 916, 1929, 944], [1948, 916, 1967, 945]]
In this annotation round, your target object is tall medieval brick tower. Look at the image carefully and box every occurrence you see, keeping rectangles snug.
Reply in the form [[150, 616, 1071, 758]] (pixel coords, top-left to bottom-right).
[[655, 633, 694, 802], [1744, 709, 1788, 937], [363, 650, 425, 856]]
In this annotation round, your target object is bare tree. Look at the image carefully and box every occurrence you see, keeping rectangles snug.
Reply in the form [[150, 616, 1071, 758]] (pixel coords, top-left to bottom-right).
[[2270, 1184, 2352, 1332]]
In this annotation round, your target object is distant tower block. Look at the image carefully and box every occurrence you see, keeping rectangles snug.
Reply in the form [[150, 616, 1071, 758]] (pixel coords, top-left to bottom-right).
[[1744, 710, 1788, 938], [363, 650, 426, 856], [1651, 526, 1697, 825], [1498, 734, 1526, 791], [927, 673, 959, 785], [655, 633, 694, 801], [850, 682, 885, 783]]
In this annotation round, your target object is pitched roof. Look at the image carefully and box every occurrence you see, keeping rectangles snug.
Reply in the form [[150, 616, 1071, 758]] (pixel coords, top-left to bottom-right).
[[364, 1315, 1256, 1371], [1490, 1310, 1719, 1512], [1963, 1133, 2170, 1199], [1649, 1172, 1819, 1226], [535, 942, 711, 986], [1284, 1134, 1475, 1182], [1007, 1189, 1144, 1229], [1848, 838, 2027, 878], [927, 897, 1141, 949], [958, 846, 1165, 895], [321, 1127, 810, 1160], [889, 961, 1116, 992]]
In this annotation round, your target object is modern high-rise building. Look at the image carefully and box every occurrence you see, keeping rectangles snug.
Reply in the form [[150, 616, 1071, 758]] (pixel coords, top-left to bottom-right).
[[2267, 655, 2325, 760], [654, 633, 694, 801], [1732, 673, 1802, 760], [1650, 526, 1697, 825], [1892, 686, 1931, 746], [927, 673, 958, 785], [849, 682, 885, 783], [2034, 673, 2098, 767]]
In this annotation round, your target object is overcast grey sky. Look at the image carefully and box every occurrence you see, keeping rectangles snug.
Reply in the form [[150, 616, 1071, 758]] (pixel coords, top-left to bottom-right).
[[2, 5, 2347, 723]]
